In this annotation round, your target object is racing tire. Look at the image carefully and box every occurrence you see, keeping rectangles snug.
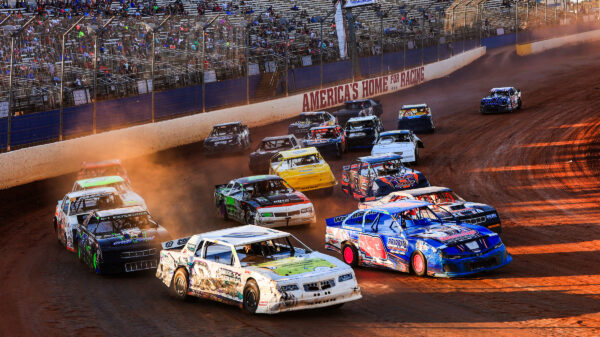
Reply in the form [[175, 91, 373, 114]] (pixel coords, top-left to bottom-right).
[[244, 210, 255, 225], [411, 251, 427, 277], [342, 244, 358, 267], [336, 145, 342, 158], [92, 249, 103, 275], [517, 98, 522, 110], [218, 202, 229, 220], [413, 149, 419, 165], [171, 268, 189, 300], [243, 279, 260, 314]]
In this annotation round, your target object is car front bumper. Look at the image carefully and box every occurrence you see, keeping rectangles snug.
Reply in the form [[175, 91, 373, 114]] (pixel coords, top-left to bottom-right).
[[255, 212, 316, 228], [431, 247, 512, 278], [259, 284, 362, 314]]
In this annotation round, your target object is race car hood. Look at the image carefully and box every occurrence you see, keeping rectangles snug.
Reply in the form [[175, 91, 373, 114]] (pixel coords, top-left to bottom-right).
[[254, 192, 307, 208], [436, 202, 495, 217], [120, 191, 147, 210], [481, 96, 509, 106], [204, 135, 236, 143], [407, 223, 484, 246], [371, 142, 414, 155], [288, 122, 318, 132], [247, 252, 349, 281], [97, 226, 170, 250]]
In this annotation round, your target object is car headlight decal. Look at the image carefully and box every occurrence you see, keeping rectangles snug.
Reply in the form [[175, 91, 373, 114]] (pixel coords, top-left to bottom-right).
[[338, 273, 353, 282], [279, 284, 299, 292]]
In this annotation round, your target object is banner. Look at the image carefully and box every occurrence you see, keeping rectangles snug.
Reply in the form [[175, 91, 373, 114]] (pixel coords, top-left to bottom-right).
[[335, 1, 347, 59], [344, 0, 377, 8]]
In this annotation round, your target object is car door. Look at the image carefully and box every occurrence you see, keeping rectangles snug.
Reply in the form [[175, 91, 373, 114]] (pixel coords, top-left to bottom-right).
[[223, 182, 242, 219], [194, 241, 243, 302], [358, 162, 371, 196]]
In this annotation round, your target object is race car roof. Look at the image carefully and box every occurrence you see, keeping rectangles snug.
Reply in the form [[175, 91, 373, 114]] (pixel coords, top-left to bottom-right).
[[261, 135, 295, 142], [278, 147, 320, 159], [299, 111, 327, 116], [380, 130, 411, 136], [66, 187, 119, 199], [347, 115, 377, 123], [235, 175, 283, 184], [491, 87, 513, 91], [309, 125, 339, 131], [401, 104, 428, 109], [368, 200, 432, 214], [76, 175, 124, 188], [195, 225, 291, 246], [357, 153, 403, 163], [94, 206, 148, 219], [81, 159, 122, 169], [214, 121, 243, 127], [345, 99, 369, 103], [399, 186, 452, 197]]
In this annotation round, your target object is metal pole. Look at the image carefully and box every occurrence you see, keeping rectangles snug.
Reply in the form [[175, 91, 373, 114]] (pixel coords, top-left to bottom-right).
[[421, 12, 425, 65], [93, 34, 98, 134], [285, 35, 289, 97], [380, 15, 384, 75], [7, 36, 14, 151], [60, 16, 84, 141], [245, 27, 250, 103], [201, 30, 205, 112], [515, 0, 519, 45], [320, 20, 324, 88], [403, 27, 406, 68], [151, 31, 156, 120], [545, 0, 547, 23]]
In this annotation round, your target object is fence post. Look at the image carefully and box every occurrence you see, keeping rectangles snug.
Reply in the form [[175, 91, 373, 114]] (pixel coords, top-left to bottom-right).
[[60, 16, 85, 141], [245, 26, 250, 104], [151, 31, 156, 119], [7, 36, 14, 151], [93, 34, 98, 134]]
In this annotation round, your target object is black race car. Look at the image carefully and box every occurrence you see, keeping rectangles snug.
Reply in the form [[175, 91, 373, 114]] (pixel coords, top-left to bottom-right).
[[75, 206, 171, 274], [302, 125, 346, 158], [248, 135, 302, 173], [341, 153, 429, 200], [214, 175, 316, 228], [344, 115, 384, 150], [287, 111, 337, 138], [333, 99, 383, 127], [203, 121, 251, 154]]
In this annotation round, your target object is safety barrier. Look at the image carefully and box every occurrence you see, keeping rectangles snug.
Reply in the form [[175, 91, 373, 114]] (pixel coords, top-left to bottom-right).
[[0, 47, 486, 189], [517, 27, 600, 55]]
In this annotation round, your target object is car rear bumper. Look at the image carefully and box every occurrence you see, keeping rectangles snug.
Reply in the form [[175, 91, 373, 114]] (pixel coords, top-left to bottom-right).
[[480, 105, 511, 114]]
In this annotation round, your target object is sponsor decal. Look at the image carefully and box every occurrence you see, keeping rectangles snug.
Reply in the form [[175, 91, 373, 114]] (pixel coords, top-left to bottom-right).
[[257, 257, 336, 276], [222, 231, 270, 238], [359, 235, 387, 259], [386, 237, 408, 253], [112, 235, 155, 246]]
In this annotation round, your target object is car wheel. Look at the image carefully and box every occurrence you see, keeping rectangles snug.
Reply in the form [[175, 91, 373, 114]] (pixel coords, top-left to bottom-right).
[[244, 210, 255, 225], [411, 251, 427, 277], [336, 145, 342, 158], [243, 279, 260, 314], [218, 203, 228, 220], [517, 98, 522, 109], [413, 148, 419, 165], [171, 268, 189, 300], [342, 244, 358, 267]]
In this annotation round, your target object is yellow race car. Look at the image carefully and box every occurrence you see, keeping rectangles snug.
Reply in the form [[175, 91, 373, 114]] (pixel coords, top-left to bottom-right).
[[269, 147, 337, 194]]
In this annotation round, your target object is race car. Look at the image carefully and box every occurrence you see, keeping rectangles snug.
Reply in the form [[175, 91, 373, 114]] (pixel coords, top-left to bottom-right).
[[269, 147, 337, 194], [77, 159, 130, 183], [333, 99, 383, 127], [76, 206, 171, 274], [249, 135, 302, 173], [480, 87, 522, 114], [359, 186, 502, 233], [371, 130, 423, 164], [203, 121, 251, 154], [341, 153, 429, 200], [214, 175, 316, 227], [72, 175, 147, 210], [156, 225, 362, 314], [288, 111, 337, 138], [302, 125, 346, 158], [397, 104, 435, 133], [54, 187, 124, 252], [325, 200, 511, 277], [344, 116, 384, 150]]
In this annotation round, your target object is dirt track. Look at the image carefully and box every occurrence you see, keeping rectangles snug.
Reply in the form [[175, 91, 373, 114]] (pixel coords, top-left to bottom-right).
[[1, 44, 600, 336]]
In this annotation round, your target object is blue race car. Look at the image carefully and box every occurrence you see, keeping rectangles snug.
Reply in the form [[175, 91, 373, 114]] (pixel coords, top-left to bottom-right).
[[397, 104, 435, 133], [325, 200, 511, 278], [480, 87, 522, 114], [302, 125, 347, 158]]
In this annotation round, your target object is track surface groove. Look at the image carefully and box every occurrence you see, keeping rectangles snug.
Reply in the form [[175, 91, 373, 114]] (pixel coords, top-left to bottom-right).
[[1, 44, 600, 336]]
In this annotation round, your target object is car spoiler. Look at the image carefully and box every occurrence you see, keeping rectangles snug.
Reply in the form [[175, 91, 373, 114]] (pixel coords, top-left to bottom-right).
[[161, 236, 191, 250]]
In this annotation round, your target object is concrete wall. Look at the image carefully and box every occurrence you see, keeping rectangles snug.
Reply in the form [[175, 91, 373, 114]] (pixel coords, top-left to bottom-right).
[[517, 28, 600, 56], [0, 47, 486, 190]]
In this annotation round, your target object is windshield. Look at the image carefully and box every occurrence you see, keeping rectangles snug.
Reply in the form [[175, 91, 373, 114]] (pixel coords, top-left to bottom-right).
[[346, 120, 374, 130], [296, 114, 324, 124], [369, 159, 405, 176], [288, 154, 321, 167], [235, 236, 311, 267], [415, 191, 462, 204], [401, 107, 428, 117], [310, 128, 338, 140], [491, 90, 510, 97], [80, 166, 125, 179], [377, 134, 410, 144], [246, 179, 294, 196], [260, 138, 292, 151], [210, 125, 238, 136], [88, 213, 156, 235], [346, 101, 367, 110], [394, 206, 442, 228], [70, 193, 122, 215]]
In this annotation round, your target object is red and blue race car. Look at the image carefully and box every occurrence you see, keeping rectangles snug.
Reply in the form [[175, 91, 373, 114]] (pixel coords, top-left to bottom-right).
[[325, 200, 511, 277]]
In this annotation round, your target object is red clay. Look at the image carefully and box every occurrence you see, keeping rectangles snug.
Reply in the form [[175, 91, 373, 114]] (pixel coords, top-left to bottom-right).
[[1, 44, 600, 336]]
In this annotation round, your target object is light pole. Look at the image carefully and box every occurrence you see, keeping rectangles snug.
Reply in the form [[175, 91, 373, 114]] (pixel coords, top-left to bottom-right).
[[141, 15, 171, 121], [200, 14, 219, 112], [245, 11, 266, 103], [91, 16, 115, 134], [377, 7, 393, 75], [317, 8, 336, 88], [59, 16, 85, 141]]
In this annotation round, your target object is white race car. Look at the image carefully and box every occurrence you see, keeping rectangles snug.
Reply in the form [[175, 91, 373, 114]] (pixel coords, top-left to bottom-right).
[[72, 175, 148, 210], [156, 225, 362, 314], [370, 130, 424, 163], [53, 187, 124, 252]]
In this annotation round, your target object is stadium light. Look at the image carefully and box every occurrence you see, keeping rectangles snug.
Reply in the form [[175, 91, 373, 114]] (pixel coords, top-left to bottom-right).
[[59, 16, 85, 141], [7, 15, 37, 151], [376, 6, 393, 76]]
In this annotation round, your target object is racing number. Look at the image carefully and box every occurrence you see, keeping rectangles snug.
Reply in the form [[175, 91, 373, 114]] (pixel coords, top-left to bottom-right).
[[358, 235, 387, 260]]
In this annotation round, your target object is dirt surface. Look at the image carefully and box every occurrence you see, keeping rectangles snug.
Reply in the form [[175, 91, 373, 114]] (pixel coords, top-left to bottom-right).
[[1, 44, 600, 336]]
